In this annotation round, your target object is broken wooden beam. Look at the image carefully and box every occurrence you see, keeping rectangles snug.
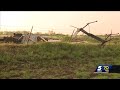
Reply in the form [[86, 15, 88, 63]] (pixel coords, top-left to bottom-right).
[[38, 36, 48, 42]]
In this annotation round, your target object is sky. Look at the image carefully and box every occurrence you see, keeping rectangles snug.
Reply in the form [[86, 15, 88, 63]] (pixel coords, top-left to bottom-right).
[[0, 11, 120, 35]]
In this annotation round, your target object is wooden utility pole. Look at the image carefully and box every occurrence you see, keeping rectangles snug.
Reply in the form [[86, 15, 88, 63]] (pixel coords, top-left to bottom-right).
[[79, 28, 106, 43], [27, 26, 33, 44], [71, 21, 112, 46]]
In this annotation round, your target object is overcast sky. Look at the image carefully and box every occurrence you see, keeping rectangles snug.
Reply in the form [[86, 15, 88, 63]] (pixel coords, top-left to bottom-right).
[[0, 11, 120, 35]]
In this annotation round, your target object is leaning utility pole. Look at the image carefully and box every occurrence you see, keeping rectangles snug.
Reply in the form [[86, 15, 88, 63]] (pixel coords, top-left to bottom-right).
[[71, 21, 112, 46]]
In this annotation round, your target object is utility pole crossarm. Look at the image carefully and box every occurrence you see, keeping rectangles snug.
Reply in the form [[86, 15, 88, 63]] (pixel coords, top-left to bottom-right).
[[82, 21, 97, 29]]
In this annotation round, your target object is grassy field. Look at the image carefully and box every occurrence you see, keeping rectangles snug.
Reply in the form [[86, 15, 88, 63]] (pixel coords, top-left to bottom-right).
[[0, 42, 120, 79]]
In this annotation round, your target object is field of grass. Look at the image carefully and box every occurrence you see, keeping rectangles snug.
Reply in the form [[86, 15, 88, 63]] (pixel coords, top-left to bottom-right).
[[0, 42, 120, 79]]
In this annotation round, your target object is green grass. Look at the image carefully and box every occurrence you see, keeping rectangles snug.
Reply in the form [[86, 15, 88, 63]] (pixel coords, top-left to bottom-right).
[[0, 42, 120, 79]]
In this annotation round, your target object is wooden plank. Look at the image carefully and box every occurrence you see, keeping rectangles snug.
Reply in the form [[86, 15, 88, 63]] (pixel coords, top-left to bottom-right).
[[39, 36, 47, 42]]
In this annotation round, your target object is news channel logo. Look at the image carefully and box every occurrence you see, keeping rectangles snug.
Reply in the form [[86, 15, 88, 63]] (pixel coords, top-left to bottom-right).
[[94, 65, 112, 73]]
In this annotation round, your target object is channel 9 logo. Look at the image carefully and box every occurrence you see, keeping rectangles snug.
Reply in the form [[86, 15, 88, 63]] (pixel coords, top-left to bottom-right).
[[94, 65, 112, 73]]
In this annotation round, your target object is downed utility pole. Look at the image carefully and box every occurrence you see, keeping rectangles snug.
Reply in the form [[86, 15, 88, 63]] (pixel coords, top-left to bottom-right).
[[71, 21, 112, 46]]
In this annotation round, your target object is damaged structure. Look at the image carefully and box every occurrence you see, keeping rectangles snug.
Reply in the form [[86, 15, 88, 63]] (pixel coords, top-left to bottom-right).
[[0, 26, 49, 44], [0, 33, 49, 44]]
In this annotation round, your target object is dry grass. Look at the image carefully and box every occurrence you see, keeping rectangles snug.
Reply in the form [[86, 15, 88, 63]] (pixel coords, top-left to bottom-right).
[[0, 42, 120, 79]]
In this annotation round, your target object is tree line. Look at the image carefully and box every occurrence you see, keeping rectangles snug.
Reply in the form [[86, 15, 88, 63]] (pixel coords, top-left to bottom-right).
[[0, 30, 65, 36]]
